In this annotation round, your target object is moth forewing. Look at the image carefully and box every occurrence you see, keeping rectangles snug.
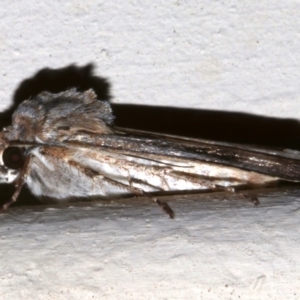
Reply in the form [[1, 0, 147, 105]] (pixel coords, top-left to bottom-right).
[[0, 88, 300, 218]]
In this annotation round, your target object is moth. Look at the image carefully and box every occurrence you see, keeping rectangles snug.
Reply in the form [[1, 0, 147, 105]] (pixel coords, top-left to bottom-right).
[[1, 89, 300, 218]]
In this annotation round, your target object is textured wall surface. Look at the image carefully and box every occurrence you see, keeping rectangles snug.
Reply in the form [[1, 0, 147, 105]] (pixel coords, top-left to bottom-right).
[[1, 1, 300, 116], [0, 1, 300, 299]]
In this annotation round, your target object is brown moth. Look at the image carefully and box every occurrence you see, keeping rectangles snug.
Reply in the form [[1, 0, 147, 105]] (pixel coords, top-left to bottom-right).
[[1, 89, 300, 218]]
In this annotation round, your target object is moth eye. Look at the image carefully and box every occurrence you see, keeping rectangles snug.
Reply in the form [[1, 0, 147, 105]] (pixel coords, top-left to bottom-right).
[[2, 147, 25, 170]]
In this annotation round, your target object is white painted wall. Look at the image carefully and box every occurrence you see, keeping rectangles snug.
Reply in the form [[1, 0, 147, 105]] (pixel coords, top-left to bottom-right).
[[1, 1, 300, 117], [0, 1, 300, 299]]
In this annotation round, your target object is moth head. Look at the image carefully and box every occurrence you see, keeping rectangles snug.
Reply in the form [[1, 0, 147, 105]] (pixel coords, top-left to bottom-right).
[[0, 145, 25, 183]]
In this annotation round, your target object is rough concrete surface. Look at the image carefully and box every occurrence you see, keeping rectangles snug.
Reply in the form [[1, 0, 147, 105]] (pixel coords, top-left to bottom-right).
[[1, 1, 300, 299]]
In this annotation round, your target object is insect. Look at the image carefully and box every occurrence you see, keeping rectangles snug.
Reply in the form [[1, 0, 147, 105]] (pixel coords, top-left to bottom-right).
[[0, 89, 300, 218]]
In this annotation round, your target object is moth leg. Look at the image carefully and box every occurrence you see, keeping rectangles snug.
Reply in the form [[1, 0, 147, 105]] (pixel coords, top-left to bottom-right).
[[101, 176, 175, 219], [225, 187, 260, 206], [67, 160, 175, 219], [0, 155, 32, 212], [218, 185, 260, 206], [152, 198, 175, 219], [241, 193, 260, 206], [126, 178, 175, 219]]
